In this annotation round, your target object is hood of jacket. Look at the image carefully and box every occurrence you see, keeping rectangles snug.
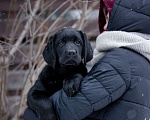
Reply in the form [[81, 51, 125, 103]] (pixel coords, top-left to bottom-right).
[[107, 0, 150, 34]]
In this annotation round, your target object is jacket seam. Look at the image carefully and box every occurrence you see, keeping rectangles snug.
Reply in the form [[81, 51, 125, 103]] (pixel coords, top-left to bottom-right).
[[132, 75, 150, 81], [70, 90, 94, 116], [91, 74, 111, 95], [101, 61, 126, 86], [72, 104, 92, 116], [60, 91, 75, 119], [123, 48, 132, 90], [72, 83, 126, 116], [105, 59, 131, 91], [91, 69, 111, 102], [91, 60, 127, 103], [80, 90, 93, 107], [81, 75, 102, 107], [119, 99, 150, 109], [91, 82, 126, 105], [115, 3, 150, 18], [111, 0, 122, 22]]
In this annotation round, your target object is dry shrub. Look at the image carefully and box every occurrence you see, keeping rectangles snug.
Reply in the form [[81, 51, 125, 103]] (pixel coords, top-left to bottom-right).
[[0, 0, 98, 119]]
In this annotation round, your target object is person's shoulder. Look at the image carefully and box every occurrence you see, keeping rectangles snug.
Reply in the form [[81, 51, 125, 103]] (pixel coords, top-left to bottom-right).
[[91, 47, 131, 75], [88, 47, 131, 88], [100, 47, 129, 64]]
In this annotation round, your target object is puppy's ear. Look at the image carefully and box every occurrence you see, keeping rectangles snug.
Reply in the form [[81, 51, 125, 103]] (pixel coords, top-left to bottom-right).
[[43, 35, 56, 68], [80, 31, 93, 64]]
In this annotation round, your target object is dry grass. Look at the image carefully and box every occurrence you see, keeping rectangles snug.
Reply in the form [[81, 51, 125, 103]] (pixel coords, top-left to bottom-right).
[[0, 0, 99, 119]]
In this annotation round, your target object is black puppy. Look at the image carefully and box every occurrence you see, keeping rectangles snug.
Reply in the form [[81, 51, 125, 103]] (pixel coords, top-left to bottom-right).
[[27, 27, 93, 120]]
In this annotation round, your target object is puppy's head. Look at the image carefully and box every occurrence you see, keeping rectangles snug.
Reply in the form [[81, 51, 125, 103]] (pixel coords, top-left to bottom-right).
[[43, 27, 93, 68]]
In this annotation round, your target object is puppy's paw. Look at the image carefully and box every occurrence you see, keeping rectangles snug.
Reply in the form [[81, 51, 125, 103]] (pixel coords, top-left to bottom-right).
[[63, 73, 83, 97]]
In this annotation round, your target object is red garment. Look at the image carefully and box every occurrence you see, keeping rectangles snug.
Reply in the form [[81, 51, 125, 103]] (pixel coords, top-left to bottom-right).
[[99, 0, 116, 33]]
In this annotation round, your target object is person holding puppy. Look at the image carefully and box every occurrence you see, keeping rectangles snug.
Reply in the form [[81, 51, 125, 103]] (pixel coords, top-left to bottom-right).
[[24, 0, 150, 119], [49, 0, 150, 120]]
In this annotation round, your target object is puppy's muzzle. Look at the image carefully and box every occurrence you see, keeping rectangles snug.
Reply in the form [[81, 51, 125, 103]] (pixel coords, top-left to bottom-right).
[[61, 49, 80, 66], [66, 49, 77, 57]]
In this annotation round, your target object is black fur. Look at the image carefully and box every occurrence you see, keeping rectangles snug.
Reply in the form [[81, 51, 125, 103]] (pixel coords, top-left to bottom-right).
[[27, 27, 93, 120]]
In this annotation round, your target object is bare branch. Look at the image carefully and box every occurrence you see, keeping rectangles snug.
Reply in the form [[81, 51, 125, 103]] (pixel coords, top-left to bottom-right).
[[9, 0, 41, 56], [77, 0, 88, 30], [33, 0, 70, 36]]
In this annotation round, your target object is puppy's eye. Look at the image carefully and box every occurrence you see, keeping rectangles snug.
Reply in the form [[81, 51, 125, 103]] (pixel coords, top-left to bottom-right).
[[59, 41, 65, 46], [75, 40, 81, 45]]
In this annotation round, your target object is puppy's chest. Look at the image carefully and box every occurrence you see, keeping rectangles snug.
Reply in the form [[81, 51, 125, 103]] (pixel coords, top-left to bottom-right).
[[48, 68, 74, 83], [45, 72, 64, 92], [47, 65, 87, 83], [51, 72, 64, 82], [50, 70, 70, 82], [54, 67, 74, 77]]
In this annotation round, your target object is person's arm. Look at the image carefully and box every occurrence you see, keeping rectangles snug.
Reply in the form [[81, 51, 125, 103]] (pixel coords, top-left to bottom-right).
[[51, 48, 131, 120]]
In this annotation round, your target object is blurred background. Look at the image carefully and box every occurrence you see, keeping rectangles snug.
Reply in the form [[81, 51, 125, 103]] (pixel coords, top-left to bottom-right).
[[0, 0, 99, 119]]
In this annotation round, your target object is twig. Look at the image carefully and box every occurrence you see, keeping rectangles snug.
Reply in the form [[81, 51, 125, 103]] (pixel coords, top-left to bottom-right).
[[0, 41, 30, 60], [20, 4, 26, 12], [33, 0, 70, 36], [77, 0, 88, 30], [27, 0, 33, 16], [4, 0, 13, 42], [9, 0, 41, 56], [38, 0, 57, 16], [10, 4, 24, 41], [72, 1, 98, 28], [13, 57, 25, 71]]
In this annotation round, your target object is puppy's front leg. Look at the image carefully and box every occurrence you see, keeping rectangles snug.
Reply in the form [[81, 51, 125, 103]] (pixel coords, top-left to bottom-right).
[[63, 73, 83, 97], [27, 65, 58, 120], [27, 90, 56, 120]]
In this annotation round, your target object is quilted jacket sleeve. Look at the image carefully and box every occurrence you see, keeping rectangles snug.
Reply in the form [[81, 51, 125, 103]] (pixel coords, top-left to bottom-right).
[[51, 48, 131, 120]]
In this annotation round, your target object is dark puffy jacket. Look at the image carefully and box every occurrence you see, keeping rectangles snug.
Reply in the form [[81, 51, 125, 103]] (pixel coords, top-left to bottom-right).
[[51, 48, 150, 120], [107, 0, 150, 34], [51, 0, 150, 119]]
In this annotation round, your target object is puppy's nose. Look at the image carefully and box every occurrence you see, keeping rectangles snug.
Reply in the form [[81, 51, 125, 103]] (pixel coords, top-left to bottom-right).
[[66, 49, 77, 56]]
